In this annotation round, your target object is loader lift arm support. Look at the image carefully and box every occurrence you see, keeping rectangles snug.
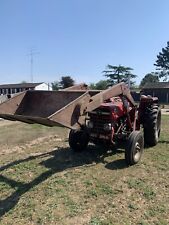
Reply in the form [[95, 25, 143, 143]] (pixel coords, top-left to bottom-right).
[[86, 82, 135, 112]]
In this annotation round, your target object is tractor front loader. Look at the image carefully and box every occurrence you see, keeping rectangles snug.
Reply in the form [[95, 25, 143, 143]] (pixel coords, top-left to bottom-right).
[[0, 82, 161, 166]]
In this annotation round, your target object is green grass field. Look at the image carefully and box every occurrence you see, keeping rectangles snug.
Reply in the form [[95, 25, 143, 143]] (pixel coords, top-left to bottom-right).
[[0, 116, 169, 225]]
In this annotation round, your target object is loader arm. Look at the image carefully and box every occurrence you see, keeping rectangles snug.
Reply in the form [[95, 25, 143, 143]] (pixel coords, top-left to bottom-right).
[[86, 82, 136, 112]]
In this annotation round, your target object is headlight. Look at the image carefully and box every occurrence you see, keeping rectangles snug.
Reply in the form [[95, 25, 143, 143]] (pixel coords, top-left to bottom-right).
[[87, 121, 94, 128], [103, 123, 112, 131]]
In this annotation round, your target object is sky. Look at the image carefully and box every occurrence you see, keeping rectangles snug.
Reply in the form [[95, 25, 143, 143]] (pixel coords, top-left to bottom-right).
[[0, 0, 169, 85]]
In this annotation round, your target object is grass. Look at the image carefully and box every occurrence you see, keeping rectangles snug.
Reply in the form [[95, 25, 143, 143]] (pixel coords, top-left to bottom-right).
[[0, 116, 169, 225]]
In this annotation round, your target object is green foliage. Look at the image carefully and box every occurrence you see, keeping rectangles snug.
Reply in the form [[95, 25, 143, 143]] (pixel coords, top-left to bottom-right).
[[51, 76, 75, 90], [103, 64, 136, 86], [51, 81, 60, 90], [60, 76, 74, 89], [139, 72, 159, 88], [155, 41, 169, 81], [89, 80, 108, 90], [89, 217, 102, 225], [126, 178, 156, 200]]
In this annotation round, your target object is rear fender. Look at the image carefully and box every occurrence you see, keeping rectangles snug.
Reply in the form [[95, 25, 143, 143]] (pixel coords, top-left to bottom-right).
[[138, 95, 159, 124]]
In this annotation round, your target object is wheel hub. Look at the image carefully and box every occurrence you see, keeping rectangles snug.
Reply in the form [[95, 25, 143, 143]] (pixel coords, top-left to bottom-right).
[[134, 142, 141, 162]]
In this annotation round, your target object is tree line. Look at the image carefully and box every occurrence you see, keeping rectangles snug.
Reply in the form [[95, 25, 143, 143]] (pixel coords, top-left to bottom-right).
[[52, 41, 169, 90]]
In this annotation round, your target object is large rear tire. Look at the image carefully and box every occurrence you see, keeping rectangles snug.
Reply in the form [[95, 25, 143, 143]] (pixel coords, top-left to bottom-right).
[[69, 129, 89, 152], [143, 105, 161, 147], [125, 131, 144, 166]]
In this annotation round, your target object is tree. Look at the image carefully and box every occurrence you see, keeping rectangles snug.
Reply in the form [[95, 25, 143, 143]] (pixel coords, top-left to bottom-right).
[[51, 76, 75, 90], [103, 64, 136, 87], [51, 81, 60, 90], [139, 72, 159, 88], [89, 80, 108, 90], [60, 76, 74, 89], [154, 41, 169, 81]]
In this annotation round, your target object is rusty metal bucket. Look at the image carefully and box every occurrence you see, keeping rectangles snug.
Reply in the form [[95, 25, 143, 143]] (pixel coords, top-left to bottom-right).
[[0, 90, 92, 129], [0, 83, 135, 129]]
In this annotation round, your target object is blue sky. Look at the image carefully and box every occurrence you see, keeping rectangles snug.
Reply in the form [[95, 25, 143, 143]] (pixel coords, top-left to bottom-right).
[[0, 0, 169, 85]]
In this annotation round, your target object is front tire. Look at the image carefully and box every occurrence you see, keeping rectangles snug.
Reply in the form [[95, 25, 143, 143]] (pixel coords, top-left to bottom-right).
[[69, 129, 89, 152], [125, 131, 144, 166]]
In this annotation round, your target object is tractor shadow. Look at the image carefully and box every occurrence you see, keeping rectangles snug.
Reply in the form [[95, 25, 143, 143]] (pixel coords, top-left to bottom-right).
[[158, 140, 169, 144], [105, 159, 126, 170], [0, 144, 125, 217]]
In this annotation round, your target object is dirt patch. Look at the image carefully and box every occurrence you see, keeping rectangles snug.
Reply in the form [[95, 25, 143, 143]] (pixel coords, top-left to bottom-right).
[[0, 135, 64, 155], [161, 108, 169, 115], [0, 119, 18, 127]]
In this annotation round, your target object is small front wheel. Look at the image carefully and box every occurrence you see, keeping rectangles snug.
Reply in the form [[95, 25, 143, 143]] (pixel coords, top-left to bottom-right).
[[125, 131, 144, 166], [69, 129, 89, 152]]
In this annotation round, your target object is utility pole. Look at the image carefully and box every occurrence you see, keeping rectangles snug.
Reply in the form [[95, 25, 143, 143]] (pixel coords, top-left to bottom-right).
[[28, 49, 39, 83]]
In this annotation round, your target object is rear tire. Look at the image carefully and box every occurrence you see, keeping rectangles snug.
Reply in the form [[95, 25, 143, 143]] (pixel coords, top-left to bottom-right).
[[125, 131, 144, 166], [69, 129, 89, 152], [143, 105, 161, 146]]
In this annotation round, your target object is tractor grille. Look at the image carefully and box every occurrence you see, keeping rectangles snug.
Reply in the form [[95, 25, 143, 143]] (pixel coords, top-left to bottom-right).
[[88, 108, 112, 134], [93, 120, 104, 130], [91, 119, 111, 134]]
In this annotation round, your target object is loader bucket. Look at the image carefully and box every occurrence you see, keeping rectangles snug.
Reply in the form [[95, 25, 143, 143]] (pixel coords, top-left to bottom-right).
[[0, 82, 135, 129], [0, 90, 91, 129]]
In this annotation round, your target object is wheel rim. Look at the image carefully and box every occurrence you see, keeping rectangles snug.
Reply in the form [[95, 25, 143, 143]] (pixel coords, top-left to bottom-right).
[[155, 127, 158, 140], [156, 112, 161, 138], [154, 116, 160, 141], [134, 141, 141, 162]]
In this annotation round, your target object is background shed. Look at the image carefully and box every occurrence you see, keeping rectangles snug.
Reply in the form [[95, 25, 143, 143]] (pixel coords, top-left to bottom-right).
[[142, 82, 169, 104]]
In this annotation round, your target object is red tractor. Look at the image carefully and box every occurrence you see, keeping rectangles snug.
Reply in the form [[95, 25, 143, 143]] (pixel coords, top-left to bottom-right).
[[0, 83, 161, 166], [68, 86, 161, 166]]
